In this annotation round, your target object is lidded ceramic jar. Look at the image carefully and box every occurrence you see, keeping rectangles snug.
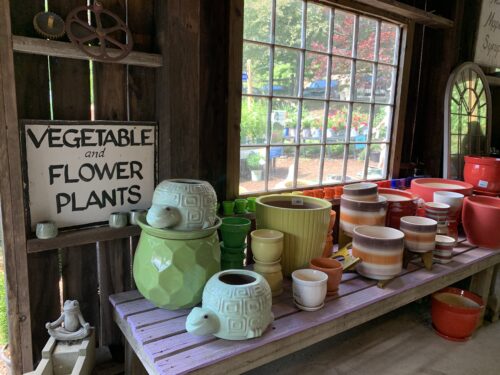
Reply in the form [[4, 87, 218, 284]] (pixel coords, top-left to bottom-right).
[[147, 179, 217, 230], [133, 216, 221, 310], [185, 270, 274, 340]]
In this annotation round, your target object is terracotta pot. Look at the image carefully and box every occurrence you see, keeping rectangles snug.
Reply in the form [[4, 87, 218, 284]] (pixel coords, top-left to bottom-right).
[[462, 196, 500, 249], [379, 188, 419, 229], [309, 257, 343, 295], [410, 178, 473, 202], [256, 195, 331, 276], [464, 156, 500, 194], [352, 225, 404, 280], [431, 287, 484, 341]]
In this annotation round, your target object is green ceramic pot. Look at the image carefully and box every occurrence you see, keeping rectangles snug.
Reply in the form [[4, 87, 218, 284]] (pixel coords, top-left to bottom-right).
[[220, 242, 246, 254], [133, 217, 221, 310], [220, 217, 251, 248]]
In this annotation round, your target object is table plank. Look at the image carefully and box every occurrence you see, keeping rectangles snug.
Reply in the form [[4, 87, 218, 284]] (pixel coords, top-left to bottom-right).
[[109, 290, 143, 307], [116, 299, 157, 319], [153, 247, 499, 374]]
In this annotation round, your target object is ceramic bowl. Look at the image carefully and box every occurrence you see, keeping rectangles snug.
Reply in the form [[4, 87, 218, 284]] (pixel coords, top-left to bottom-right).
[[352, 225, 404, 280], [379, 188, 419, 229], [340, 195, 388, 237], [410, 178, 473, 202], [431, 287, 484, 341], [464, 156, 500, 194], [400, 216, 437, 253], [342, 182, 378, 201], [250, 229, 284, 263], [462, 196, 500, 249]]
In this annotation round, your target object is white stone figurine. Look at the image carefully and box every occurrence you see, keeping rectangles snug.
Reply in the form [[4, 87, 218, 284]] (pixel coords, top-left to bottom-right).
[[46, 300, 91, 341]]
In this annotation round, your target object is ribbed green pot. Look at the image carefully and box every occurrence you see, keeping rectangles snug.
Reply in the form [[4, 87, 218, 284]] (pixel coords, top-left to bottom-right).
[[256, 194, 331, 276]]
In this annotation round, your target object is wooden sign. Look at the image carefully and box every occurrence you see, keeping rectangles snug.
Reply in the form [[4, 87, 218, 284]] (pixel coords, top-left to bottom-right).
[[22, 121, 156, 230], [474, 0, 500, 68]]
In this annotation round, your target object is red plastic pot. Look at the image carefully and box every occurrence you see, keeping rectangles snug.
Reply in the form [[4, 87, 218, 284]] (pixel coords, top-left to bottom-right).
[[462, 196, 500, 249], [464, 156, 500, 194], [431, 287, 484, 341], [410, 178, 473, 202]]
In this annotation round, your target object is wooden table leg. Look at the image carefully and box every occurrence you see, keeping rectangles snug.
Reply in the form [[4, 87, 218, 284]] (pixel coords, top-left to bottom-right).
[[421, 252, 433, 270], [487, 264, 500, 322], [125, 342, 148, 375], [469, 266, 494, 327]]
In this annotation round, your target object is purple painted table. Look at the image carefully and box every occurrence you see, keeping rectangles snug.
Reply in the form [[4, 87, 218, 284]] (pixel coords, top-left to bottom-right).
[[110, 240, 500, 374]]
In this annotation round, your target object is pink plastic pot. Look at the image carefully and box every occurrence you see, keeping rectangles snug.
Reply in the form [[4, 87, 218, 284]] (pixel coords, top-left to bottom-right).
[[462, 196, 500, 249], [464, 156, 500, 194]]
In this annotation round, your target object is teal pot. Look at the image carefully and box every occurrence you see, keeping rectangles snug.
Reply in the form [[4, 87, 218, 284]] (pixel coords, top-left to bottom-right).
[[133, 216, 221, 310], [220, 217, 251, 248]]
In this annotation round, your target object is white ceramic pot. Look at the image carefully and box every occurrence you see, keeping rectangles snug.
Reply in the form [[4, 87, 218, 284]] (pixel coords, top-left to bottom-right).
[[185, 270, 273, 340], [148, 179, 217, 230]]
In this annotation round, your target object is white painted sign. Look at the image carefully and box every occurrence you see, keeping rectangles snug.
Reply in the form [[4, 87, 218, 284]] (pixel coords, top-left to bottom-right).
[[475, 0, 500, 68], [23, 122, 156, 230]]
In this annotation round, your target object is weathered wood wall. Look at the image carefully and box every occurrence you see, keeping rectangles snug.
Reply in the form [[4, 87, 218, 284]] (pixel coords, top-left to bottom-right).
[[1, 0, 230, 372]]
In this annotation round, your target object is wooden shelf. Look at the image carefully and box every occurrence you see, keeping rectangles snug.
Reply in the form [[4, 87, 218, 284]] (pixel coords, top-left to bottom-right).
[[12, 36, 163, 68], [27, 225, 141, 253]]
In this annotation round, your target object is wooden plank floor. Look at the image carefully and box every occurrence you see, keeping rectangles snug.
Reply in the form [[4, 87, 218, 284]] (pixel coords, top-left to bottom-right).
[[110, 241, 500, 375]]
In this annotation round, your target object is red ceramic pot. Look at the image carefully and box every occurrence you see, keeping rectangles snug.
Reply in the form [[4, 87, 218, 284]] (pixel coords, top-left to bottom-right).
[[462, 196, 500, 249], [464, 156, 500, 194], [410, 178, 473, 202], [379, 188, 419, 229], [431, 287, 484, 341]]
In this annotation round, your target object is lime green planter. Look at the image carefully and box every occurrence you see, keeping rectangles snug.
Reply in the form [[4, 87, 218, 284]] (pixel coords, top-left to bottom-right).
[[133, 217, 221, 310]]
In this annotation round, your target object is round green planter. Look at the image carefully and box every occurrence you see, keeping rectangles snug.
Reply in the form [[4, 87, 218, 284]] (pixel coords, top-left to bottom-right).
[[133, 216, 221, 310]]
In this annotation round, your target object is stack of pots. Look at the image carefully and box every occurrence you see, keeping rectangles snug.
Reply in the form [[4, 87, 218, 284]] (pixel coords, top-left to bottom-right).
[[340, 183, 388, 237], [251, 229, 284, 296], [378, 188, 419, 229], [133, 179, 221, 310], [220, 217, 252, 270]]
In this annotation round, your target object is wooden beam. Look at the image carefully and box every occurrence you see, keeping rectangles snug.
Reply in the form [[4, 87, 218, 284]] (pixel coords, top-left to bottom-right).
[[27, 219, 140, 254], [12, 36, 163, 68], [351, 0, 453, 29], [226, 0, 244, 200], [389, 22, 415, 178], [0, 0, 33, 371]]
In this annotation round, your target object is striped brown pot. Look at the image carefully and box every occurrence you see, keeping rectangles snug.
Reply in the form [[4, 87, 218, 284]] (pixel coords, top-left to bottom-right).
[[400, 216, 437, 253], [340, 195, 387, 237], [433, 235, 455, 264], [343, 182, 378, 201], [352, 225, 404, 280]]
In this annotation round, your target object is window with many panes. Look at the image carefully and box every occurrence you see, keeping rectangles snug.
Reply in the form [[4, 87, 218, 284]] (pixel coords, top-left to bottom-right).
[[239, 0, 401, 194]]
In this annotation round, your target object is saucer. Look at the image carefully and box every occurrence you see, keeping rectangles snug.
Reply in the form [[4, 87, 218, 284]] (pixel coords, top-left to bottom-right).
[[294, 299, 324, 312]]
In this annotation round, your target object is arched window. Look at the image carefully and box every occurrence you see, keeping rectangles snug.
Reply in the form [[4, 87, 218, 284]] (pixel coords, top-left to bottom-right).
[[444, 62, 491, 180]]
